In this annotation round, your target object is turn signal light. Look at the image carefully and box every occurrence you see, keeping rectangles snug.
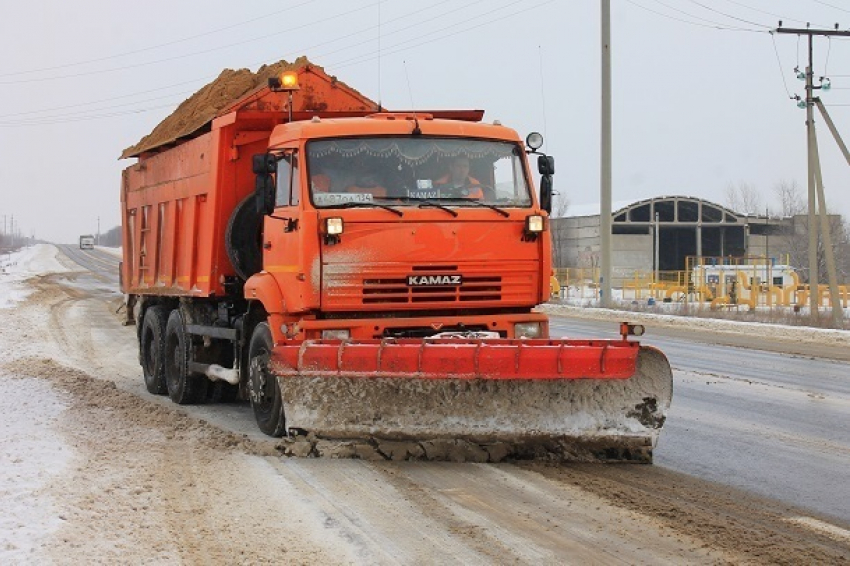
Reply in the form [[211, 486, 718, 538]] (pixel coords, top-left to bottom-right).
[[620, 322, 645, 340]]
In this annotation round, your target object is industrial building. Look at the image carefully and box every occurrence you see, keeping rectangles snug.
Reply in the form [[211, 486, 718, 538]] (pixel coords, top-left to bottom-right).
[[551, 195, 795, 278]]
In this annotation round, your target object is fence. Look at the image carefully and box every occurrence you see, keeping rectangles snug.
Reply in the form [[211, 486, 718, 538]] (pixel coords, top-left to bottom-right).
[[552, 266, 850, 310]]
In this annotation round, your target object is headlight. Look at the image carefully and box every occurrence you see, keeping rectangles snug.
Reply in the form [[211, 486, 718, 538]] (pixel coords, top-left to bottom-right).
[[326, 217, 344, 235], [321, 329, 350, 340], [525, 215, 545, 233], [514, 322, 542, 339]]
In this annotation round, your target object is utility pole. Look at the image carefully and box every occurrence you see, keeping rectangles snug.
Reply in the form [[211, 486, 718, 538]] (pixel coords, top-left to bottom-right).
[[775, 24, 850, 326], [654, 212, 660, 291], [97, 216, 100, 246], [600, 0, 613, 308]]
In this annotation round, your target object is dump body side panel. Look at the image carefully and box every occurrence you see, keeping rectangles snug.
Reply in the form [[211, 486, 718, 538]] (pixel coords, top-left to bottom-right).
[[123, 131, 219, 296]]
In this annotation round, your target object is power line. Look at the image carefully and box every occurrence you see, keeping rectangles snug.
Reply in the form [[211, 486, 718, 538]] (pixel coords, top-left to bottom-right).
[[769, 32, 794, 98], [0, 2, 383, 85], [0, 0, 545, 127], [686, 0, 771, 28], [0, 90, 195, 122], [313, 0, 521, 67], [824, 37, 833, 77], [0, 0, 462, 119], [0, 103, 180, 127], [811, 0, 850, 16], [650, 0, 758, 28], [721, 0, 829, 28], [329, 0, 555, 70], [0, 80, 201, 119], [0, 0, 320, 78], [623, 0, 765, 32]]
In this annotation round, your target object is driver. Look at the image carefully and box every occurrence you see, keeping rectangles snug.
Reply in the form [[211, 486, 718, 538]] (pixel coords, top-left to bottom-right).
[[435, 156, 483, 198]]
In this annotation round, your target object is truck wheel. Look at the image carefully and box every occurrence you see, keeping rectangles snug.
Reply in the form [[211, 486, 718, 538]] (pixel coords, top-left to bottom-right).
[[140, 305, 168, 395], [248, 322, 286, 436], [164, 310, 208, 404]]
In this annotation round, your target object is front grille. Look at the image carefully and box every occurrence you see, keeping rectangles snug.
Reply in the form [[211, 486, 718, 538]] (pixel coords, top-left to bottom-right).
[[363, 275, 502, 304], [381, 325, 492, 338]]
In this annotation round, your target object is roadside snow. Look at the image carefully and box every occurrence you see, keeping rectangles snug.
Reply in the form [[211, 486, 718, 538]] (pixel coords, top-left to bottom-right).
[[0, 245, 77, 562], [539, 303, 850, 348], [0, 375, 74, 561], [94, 245, 122, 257], [0, 245, 69, 309]]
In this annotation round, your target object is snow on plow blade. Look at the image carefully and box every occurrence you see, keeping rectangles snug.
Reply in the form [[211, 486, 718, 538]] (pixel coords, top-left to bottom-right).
[[269, 339, 673, 462]]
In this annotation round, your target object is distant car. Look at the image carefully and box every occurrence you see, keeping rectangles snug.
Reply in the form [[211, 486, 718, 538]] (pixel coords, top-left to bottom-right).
[[79, 235, 95, 250]]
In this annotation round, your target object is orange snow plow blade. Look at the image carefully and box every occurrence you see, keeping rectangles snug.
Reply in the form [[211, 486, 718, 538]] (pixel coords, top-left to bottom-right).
[[269, 339, 673, 462]]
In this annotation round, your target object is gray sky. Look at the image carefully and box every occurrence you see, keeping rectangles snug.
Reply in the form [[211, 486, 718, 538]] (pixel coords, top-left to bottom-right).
[[2, 0, 850, 243]]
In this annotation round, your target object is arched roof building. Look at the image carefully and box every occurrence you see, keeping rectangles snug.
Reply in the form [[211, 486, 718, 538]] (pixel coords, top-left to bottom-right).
[[551, 195, 790, 274]]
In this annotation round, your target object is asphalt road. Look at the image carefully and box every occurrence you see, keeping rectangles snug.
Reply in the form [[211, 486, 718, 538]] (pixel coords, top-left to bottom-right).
[[56, 245, 121, 282], [550, 315, 850, 525], [56, 245, 850, 526]]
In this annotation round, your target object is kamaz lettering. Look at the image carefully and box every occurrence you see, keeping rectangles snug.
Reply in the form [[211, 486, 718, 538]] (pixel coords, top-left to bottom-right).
[[407, 274, 462, 286]]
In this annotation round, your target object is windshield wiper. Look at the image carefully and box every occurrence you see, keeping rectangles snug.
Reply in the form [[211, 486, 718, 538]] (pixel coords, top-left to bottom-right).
[[335, 201, 404, 216], [439, 198, 510, 218], [402, 197, 459, 217]]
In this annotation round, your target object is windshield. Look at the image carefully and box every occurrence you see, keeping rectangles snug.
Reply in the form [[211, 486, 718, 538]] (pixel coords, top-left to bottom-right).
[[306, 137, 532, 208]]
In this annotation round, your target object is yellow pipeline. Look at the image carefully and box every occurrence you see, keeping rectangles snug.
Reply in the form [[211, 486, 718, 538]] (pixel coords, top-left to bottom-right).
[[694, 284, 714, 301], [815, 284, 849, 308], [767, 286, 786, 307], [709, 295, 754, 311], [665, 285, 687, 300], [783, 271, 800, 305], [736, 272, 757, 307]]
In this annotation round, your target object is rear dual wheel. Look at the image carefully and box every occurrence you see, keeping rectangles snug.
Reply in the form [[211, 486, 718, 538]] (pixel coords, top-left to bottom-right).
[[248, 322, 286, 437], [139, 306, 168, 395], [164, 310, 208, 404]]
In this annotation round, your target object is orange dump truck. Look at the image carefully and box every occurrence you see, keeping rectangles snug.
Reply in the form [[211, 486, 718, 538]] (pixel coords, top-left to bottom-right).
[[121, 62, 672, 461]]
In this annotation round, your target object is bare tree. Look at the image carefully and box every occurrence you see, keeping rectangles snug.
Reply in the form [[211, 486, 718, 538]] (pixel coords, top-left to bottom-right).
[[725, 181, 762, 214], [783, 213, 848, 284], [773, 179, 805, 216], [99, 226, 123, 247]]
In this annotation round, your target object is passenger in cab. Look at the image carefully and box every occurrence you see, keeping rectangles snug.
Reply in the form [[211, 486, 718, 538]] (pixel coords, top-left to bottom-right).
[[345, 162, 387, 198], [435, 155, 483, 198]]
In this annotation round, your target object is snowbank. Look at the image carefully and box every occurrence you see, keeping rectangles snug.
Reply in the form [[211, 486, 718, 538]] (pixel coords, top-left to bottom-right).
[[0, 245, 69, 309], [539, 303, 850, 348]]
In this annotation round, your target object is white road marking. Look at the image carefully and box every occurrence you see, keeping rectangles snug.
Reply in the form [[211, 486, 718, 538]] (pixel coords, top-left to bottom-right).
[[786, 516, 850, 543]]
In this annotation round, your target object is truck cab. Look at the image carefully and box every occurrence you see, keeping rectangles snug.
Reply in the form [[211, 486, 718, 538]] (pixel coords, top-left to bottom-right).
[[246, 113, 554, 345], [79, 235, 95, 250]]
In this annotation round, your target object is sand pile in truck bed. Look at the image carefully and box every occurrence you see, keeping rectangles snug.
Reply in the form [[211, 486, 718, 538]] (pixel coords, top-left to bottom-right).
[[120, 56, 342, 159]]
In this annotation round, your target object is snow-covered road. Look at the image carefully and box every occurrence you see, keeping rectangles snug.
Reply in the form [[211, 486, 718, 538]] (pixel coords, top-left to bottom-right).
[[1, 244, 848, 564]]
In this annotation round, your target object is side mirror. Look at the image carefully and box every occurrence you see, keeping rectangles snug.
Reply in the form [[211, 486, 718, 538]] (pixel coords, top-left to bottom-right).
[[255, 174, 275, 215], [540, 175, 553, 214], [252, 153, 277, 175], [538, 155, 555, 175]]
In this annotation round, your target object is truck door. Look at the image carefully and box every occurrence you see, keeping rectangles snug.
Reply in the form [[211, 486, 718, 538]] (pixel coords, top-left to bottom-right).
[[262, 150, 307, 310]]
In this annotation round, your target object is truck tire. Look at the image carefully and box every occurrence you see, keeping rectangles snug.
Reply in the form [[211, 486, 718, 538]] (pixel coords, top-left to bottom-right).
[[248, 322, 286, 436], [140, 305, 168, 395], [164, 310, 208, 404]]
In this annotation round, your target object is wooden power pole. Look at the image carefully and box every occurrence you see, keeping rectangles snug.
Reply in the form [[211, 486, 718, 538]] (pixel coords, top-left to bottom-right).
[[600, 0, 612, 308], [775, 25, 850, 327]]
